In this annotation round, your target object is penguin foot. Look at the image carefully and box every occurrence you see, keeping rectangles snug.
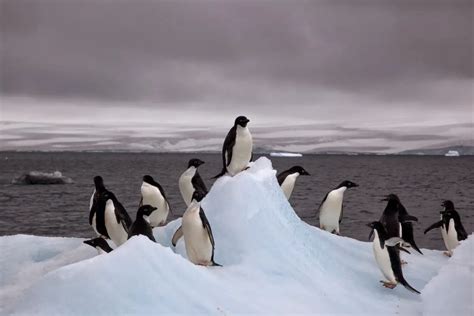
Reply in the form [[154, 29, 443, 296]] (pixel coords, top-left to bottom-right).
[[443, 251, 452, 257], [380, 281, 397, 289], [401, 260, 408, 265]]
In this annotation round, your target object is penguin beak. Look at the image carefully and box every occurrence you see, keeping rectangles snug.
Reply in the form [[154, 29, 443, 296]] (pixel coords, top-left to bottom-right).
[[244, 118, 250, 124], [366, 223, 373, 228], [303, 170, 310, 176], [198, 160, 205, 166]]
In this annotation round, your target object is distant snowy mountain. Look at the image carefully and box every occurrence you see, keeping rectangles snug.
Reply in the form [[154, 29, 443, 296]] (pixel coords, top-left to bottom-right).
[[1, 121, 471, 154]]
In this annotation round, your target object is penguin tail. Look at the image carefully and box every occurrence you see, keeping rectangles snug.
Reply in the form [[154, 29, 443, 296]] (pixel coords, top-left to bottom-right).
[[212, 261, 223, 267], [211, 168, 226, 179], [399, 277, 420, 294]]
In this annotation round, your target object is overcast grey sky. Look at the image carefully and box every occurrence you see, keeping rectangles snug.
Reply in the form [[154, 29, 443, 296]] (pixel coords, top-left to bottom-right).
[[0, 0, 473, 149]]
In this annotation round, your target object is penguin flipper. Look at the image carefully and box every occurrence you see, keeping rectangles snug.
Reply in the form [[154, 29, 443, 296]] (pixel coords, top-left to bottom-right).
[[396, 245, 411, 254], [385, 237, 404, 247], [387, 246, 420, 294], [400, 214, 418, 222], [199, 208, 215, 248], [339, 203, 344, 224], [424, 221, 443, 234], [114, 200, 132, 229], [171, 225, 183, 247], [192, 172, 208, 194], [316, 192, 329, 214]]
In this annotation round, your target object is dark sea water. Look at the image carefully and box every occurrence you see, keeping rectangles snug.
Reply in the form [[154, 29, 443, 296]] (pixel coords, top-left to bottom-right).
[[0, 152, 472, 250]]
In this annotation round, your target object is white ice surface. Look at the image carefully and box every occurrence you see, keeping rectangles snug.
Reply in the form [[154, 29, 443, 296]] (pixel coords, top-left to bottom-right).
[[1, 157, 472, 315]]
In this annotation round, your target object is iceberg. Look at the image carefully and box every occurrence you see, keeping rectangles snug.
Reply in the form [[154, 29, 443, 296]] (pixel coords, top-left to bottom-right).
[[444, 150, 460, 157], [11, 171, 73, 185], [269, 152, 303, 157], [1, 157, 472, 315]]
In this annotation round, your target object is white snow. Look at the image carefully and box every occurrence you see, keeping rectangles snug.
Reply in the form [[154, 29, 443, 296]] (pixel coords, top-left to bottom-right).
[[1, 157, 472, 315]]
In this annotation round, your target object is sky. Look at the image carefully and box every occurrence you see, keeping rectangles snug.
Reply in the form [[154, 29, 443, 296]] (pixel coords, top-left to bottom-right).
[[0, 0, 473, 152]]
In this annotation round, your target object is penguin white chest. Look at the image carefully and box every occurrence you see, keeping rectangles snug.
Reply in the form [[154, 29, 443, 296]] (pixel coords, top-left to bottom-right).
[[319, 187, 346, 233], [182, 205, 213, 265], [445, 219, 459, 252], [280, 173, 299, 200], [141, 182, 169, 227], [227, 126, 252, 176], [178, 167, 196, 207], [104, 200, 128, 246], [372, 231, 396, 283]]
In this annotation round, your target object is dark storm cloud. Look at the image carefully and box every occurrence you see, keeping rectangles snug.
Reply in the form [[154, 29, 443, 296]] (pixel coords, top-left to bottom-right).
[[1, 0, 472, 107]]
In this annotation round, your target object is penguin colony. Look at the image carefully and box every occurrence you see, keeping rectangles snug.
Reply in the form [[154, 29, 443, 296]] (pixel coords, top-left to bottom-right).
[[83, 115, 468, 295]]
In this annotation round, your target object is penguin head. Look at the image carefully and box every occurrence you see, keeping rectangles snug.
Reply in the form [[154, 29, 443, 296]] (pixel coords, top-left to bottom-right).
[[381, 193, 400, 202], [93, 176, 106, 192], [441, 200, 455, 212], [83, 237, 111, 252], [235, 116, 250, 127], [188, 158, 205, 168], [288, 166, 310, 176], [143, 175, 156, 185], [137, 205, 157, 217], [192, 190, 206, 203], [337, 180, 358, 189]]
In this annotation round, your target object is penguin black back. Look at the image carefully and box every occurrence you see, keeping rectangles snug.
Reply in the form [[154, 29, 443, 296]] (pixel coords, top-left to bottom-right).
[[276, 166, 310, 186]]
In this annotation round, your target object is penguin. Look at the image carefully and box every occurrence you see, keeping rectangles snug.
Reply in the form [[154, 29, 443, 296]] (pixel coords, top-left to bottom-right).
[[88, 176, 107, 236], [376, 194, 418, 239], [424, 200, 468, 257], [367, 221, 420, 294], [213, 116, 252, 178], [276, 166, 310, 200], [140, 175, 171, 227], [398, 202, 423, 255], [172, 190, 220, 266], [93, 189, 132, 247], [318, 180, 358, 234], [128, 205, 157, 242], [83, 237, 113, 254], [179, 158, 208, 206]]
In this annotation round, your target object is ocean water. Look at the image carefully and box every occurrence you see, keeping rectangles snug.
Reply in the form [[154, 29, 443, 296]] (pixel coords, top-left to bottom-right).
[[0, 152, 472, 250]]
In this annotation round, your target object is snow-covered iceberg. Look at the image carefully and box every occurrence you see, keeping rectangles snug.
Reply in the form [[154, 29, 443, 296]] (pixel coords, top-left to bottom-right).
[[11, 171, 73, 185], [1, 158, 472, 315]]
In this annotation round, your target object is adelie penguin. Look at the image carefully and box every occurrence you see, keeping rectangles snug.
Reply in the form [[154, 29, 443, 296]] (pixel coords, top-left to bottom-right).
[[89, 176, 106, 236], [83, 237, 113, 254], [89, 176, 132, 246], [179, 158, 208, 206], [140, 175, 171, 227], [277, 166, 310, 200], [128, 205, 158, 242], [171, 190, 221, 267], [213, 116, 252, 178], [367, 222, 420, 294], [424, 200, 468, 257], [318, 180, 358, 235], [372, 194, 418, 240]]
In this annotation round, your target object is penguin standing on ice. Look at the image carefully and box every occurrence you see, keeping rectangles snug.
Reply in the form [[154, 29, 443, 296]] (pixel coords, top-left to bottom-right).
[[367, 222, 420, 294], [179, 158, 208, 206], [376, 194, 417, 239], [424, 200, 467, 257], [89, 176, 107, 236], [83, 237, 113, 254], [140, 175, 171, 227], [398, 203, 423, 255], [128, 205, 157, 242], [172, 190, 220, 266], [213, 116, 252, 178], [93, 189, 132, 247], [277, 166, 310, 200], [318, 180, 358, 235]]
